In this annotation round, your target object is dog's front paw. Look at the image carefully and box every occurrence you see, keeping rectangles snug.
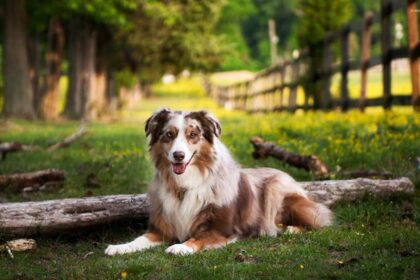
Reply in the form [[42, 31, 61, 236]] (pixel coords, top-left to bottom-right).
[[105, 244, 133, 256], [165, 244, 194, 255]]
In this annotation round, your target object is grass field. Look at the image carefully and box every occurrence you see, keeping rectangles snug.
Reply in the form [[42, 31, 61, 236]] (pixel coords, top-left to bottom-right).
[[0, 77, 419, 279]]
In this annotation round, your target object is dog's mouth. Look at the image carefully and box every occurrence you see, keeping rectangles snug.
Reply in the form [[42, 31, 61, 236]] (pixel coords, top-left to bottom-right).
[[171, 151, 196, 175]]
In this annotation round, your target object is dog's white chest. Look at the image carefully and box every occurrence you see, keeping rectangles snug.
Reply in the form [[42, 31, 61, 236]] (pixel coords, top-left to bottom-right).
[[160, 189, 205, 242]]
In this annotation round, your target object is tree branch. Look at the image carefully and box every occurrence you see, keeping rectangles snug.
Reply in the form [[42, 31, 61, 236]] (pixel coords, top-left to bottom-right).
[[250, 136, 330, 178], [0, 169, 65, 192]]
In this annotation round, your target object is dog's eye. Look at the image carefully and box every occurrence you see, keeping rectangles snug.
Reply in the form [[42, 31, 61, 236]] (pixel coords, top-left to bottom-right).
[[166, 131, 174, 138], [189, 132, 198, 139]]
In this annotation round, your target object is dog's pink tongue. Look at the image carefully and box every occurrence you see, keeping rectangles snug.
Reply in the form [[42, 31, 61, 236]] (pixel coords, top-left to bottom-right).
[[172, 163, 187, 174]]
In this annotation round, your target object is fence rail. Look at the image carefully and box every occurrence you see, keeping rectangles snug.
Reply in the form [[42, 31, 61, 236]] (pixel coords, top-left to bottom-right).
[[205, 0, 420, 113]]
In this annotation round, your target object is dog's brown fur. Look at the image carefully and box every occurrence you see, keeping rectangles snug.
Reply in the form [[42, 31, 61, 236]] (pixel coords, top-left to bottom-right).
[[105, 109, 332, 256]]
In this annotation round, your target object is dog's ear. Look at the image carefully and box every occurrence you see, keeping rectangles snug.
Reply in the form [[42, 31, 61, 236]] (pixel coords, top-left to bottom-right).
[[145, 108, 171, 143], [187, 110, 221, 142], [203, 111, 221, 138]]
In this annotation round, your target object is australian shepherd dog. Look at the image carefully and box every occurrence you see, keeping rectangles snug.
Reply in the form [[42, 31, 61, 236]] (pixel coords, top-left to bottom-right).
[[105, 109, 332, 256]]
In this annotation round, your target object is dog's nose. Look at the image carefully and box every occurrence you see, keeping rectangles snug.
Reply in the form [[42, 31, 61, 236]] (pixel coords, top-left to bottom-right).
[[173, 151, 185, 162]]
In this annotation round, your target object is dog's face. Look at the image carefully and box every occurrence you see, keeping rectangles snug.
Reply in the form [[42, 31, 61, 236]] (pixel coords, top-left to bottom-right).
[[145, 109, 221, 175]]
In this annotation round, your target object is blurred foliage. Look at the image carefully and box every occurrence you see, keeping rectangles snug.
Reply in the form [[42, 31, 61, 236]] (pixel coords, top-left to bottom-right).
[[25, 0, 224, 84], [27, 0, 136, 34], [297, 0, 352, 108], [216, 0, 298, 70], [215, 0, 257, 70], [113, 0, 224, 81], [215, 0, 399, 71], [296, 0, 352, 47], [115, 69, 138, 90]]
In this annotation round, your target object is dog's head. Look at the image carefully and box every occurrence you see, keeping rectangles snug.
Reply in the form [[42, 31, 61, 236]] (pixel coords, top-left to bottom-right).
[[145, 108, 221, 175]]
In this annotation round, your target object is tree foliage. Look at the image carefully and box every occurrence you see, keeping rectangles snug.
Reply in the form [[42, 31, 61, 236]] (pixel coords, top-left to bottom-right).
[[296, 0, 352, 108], [112, 0, 224, 82], [297, 0, 352, 47]]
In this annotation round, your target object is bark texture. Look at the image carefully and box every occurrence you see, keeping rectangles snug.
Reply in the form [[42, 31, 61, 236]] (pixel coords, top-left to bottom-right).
[[0, 142, 23, 160], [0, 169, 65, 192], [250, 136, 330, 178], [3, 0, 35, 118], [302, 177, 414, 206], [0, 178, 413, 236], [38, 18, 65, 120], [64, 19, 96, 119], [0, 194, 149, 235], [0, 142, 39, 160]]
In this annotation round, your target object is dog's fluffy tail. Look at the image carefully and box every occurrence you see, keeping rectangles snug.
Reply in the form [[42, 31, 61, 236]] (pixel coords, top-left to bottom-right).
[[282, 194, 333, 229]]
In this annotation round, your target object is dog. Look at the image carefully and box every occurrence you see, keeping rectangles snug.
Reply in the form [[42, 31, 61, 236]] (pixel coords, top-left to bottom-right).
[[105, 109, 332, 256]]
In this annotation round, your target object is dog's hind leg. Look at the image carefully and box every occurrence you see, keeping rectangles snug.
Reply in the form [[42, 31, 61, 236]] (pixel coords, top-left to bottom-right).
[[278, 194, 333, 230]]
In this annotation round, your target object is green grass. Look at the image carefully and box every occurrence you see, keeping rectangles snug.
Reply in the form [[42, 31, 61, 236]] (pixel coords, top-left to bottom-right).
[[0, 77, 419, 279]]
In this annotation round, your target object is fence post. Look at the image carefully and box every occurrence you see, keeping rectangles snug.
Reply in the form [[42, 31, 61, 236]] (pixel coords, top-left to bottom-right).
[[360, 11, 374, 112], [340, 25, 350, 111], [268, 19, 278, 66], [322, 33, 333, 110], [407, 0, 420, 111], [381, 0, 392, 110], [243, 81, 249, 111], [279, 62, 286, 110], [289, 58, 299, 112]]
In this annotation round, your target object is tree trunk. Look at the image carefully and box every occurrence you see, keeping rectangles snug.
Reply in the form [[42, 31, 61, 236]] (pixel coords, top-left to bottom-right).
[[2, 0, 35, 118], [89, 65, 107, 119], [118, 82, 141, 109], [38, 18, 65, 120], [28, 34, 41, 110], [64, 19, 96, 120], [0, 178, 413, 236], [142, 81, 152, 98], [106, 70, 118, 112]]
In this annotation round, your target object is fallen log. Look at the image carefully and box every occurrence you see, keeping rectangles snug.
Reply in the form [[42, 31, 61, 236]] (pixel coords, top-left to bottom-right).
[[344, 170, 394, 180], [250, 136, 330, 178], [0, 169, 65, 192], [302, 177, 414, 206], [47, 123, 86, 152], [0, 142, 39, 160], [0, 178, 414, 236], [0, 142, 22, 160], [0, 194, 149, 235]]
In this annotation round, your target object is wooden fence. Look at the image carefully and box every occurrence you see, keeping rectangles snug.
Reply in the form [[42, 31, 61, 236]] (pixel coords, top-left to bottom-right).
[[205, 0, 420, 113]]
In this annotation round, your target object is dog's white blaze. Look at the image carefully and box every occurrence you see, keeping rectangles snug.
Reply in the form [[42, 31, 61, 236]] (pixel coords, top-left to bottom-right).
[[168, 114, 193, 164]]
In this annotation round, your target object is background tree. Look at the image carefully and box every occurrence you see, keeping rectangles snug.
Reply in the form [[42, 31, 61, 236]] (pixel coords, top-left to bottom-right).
[[114, 0, 224, 96], [296, 0, 351, 109], [62, 0, 136, 120], [2, 0, 35, 118], [215, 0, 256, 70], [215, 0, 298, 70]]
